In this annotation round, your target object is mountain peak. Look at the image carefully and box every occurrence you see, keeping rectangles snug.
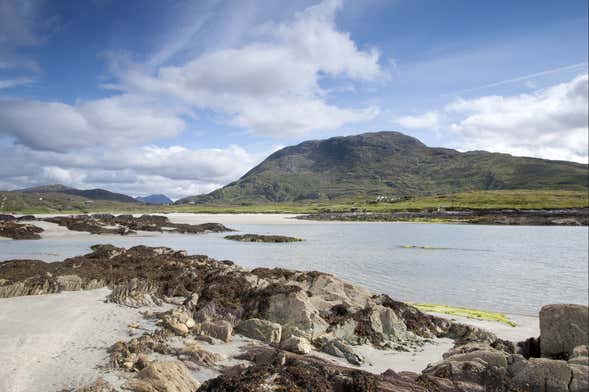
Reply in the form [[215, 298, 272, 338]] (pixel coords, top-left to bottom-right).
[[177, 131, 588, 205]]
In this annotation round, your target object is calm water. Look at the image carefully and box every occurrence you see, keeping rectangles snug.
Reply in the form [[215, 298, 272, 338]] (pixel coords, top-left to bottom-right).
[[1, 222, 587, 316]]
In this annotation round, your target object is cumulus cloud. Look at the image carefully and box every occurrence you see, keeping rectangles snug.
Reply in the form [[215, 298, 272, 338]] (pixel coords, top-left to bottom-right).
[[0, 0, 385, 197], [116, 0, 383, 137], [0, 95, 186, 152], [0, 143, 264, 199], [447, 74, 588, 162], [395, 74, 589, 163], [395, 111, 441, 130]]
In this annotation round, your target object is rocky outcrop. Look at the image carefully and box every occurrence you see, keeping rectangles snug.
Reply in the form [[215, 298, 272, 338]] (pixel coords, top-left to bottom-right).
[[540, 304, 588, 359], [225, 234, 303, 242], [297, 208, 589, 226], [3, 246, 588, 391], [42, 214, 233, 236], [0, 221, 44, 239]]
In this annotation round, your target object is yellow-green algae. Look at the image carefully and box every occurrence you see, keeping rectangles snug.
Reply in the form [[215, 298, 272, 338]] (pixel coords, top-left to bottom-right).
[[412, 303, 517, 327]]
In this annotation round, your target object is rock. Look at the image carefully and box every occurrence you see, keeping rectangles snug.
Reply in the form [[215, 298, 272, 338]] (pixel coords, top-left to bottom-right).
[[264, 289, 329, 340], [236, 318, 282, 344], [280, 336, 312, 354], [569, 363, 589, 392], [126, 360, 201, 392], [540, 304, 589, 358], [317, 338, 364, 365], [224, 234, 303, 242], [74, 378, 114, 392], [572, 345, 589, 358], [42, 214, 233, 236], [195, 320, 233, 342], [424, 358, 502, 387], [445, 348, 510, 368], [509, 358, 572, 392], [56, 274, 83, 291], [161, 308, 195, 336], [180, 341, 225, 366], [0, 221, 44, 239]]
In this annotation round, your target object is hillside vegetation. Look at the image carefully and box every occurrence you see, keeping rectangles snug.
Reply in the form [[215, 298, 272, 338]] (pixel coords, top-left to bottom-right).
[[178, 132, 588, 205], [1, 189, 587, 215]]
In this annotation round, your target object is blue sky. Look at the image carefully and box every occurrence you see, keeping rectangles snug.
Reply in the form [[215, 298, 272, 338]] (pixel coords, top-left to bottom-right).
[[0, 0, 587, 198]]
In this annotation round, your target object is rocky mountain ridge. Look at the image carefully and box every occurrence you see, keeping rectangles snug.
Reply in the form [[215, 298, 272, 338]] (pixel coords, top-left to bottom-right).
[[178, 131, 588, 204]]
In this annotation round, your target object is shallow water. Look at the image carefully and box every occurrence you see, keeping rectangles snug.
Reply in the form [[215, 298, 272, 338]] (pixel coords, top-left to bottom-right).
[[1, 221, 587, 316]]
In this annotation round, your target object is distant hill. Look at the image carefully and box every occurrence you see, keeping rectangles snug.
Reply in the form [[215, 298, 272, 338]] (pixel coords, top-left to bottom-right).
[[136, 194, 173, 205], [177, 131, 589, 205], [20, 184, 137, 203]]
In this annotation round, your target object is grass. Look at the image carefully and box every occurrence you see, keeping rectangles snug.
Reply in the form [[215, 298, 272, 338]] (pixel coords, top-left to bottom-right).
[[412, 303, 517, 327], [1, 189, 587, 215]]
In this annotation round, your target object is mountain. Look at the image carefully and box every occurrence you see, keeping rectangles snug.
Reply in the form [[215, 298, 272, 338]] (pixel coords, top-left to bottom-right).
[[20, 184, 137, 203], [136, 194, 173, 205], [177, 131, 589, 205]]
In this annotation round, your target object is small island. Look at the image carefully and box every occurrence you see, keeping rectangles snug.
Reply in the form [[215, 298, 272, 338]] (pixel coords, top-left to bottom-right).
[[224, 234, 303, 243]]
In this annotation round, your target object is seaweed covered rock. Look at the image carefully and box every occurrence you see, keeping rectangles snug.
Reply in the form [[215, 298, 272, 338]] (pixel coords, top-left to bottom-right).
[[225, 234, 303, 242], [43, 214, 233, 236], [0, 221, 44, 239]]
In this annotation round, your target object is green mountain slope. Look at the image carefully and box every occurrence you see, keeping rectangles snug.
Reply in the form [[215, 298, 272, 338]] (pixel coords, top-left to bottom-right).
[[178, 131, 588, 204], [0, 184, 139, 213], [20, 184, 138, 203]]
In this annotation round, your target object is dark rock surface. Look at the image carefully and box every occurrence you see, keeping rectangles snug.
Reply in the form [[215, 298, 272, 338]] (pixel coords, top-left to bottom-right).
[[0, 221, 44, 239], [297, 208, 589, 226], [225, 233, 303, 242], [42, 214, 233, 235]]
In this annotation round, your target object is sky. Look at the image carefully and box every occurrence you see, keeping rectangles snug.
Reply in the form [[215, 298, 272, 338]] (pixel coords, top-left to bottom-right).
[[0, 0, 587, 199]]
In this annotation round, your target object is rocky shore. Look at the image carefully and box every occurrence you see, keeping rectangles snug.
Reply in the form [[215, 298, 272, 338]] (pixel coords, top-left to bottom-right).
[[0, 245, 587, 391], [297, 208, 589, 226], [0, 221, 44, 239], [0, 214, 233, 238]]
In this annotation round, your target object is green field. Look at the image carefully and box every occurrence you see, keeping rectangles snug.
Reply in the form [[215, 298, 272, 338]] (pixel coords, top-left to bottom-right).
[[2, 189, 586, 215]]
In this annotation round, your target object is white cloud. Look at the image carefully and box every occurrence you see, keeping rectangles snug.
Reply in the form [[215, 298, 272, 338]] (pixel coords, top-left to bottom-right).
[[0, 143, 264, 199], [115, 0, 383, 137], [446, 74, 588, 162], [395, 74, 588, 163], [395, 111, 441, 130], [0, 0, 385, 197], [0, 95, 186, 152], [0, 77, 32, 89]]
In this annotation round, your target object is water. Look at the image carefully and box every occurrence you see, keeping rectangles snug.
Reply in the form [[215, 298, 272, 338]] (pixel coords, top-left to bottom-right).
[[1, 222, 587, 316]]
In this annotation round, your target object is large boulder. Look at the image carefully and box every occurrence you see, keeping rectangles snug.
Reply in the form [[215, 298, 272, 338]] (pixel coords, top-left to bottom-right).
[[195, 320, 233, 342], [236, 318, 282, 344], [540, 304, 588, 358], [264, 289, 329, 340], [126, 360, 201, 392], [509, 358, 573, 392], [280, 336, 312, 354]]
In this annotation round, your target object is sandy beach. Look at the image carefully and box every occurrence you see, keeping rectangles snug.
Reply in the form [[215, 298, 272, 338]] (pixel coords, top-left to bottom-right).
[[0, 286, 540, 392]]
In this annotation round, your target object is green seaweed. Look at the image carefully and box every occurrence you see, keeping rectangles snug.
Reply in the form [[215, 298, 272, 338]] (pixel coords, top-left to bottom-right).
[[412, 303, 517, 327]]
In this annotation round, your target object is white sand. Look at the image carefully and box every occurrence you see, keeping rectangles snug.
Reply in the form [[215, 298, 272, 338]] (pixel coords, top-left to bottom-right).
[[0, 288, 162, 392]]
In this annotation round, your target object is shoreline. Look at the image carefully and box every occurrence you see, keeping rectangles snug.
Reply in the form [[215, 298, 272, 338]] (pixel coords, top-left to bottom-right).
[[0, 287, 540, 392], [0, 244, 585, 392]]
